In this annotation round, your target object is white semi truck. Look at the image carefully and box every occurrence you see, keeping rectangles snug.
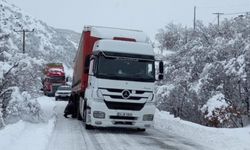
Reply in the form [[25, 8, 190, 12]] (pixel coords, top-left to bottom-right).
[[71, 26, 163, 131]]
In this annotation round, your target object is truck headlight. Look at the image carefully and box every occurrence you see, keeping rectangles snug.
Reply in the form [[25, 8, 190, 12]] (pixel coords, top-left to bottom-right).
[[143, 114, 154, 121], [93, 111, 105, 119], [97, 89, 104, 99], [148, 93, 154, 101]]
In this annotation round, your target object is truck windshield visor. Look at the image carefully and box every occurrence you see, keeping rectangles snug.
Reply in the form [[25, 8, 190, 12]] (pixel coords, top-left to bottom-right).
[[97, 55, 155, 82]]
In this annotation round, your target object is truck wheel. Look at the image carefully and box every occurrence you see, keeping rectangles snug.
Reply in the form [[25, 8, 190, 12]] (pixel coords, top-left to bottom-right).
[[55, 97, 58, 101], [85, 109, 93, 130], [137, 128, 146, 132], [85, 124, 94, 130]]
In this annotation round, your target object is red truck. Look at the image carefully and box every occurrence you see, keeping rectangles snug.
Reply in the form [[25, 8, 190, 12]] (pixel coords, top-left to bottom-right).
[[71, 26, 163, 130], [42, 63, 66, 96]]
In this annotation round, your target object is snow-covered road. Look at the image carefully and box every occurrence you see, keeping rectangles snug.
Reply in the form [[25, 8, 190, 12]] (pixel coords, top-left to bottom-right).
[[1, 97, 250, 150], [47, 101, 206, 150]]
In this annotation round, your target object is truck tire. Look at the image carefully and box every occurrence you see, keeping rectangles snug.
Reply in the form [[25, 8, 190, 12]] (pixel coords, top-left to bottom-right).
[[85, 109, 93, 130], [137, 128, 146, 132], [85, 123, 94, 130], [55, 97, 58, 101]]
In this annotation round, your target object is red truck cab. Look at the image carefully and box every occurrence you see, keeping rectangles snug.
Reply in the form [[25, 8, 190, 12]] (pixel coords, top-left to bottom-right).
[[42, 63, 66, 96]]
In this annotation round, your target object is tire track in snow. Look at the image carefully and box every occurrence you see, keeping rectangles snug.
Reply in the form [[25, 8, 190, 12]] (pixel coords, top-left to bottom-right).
[[47, 101, 86, 150], [79, 123, 104, 150], [47, 101, 210, 150], [87, 128, 166, 150]]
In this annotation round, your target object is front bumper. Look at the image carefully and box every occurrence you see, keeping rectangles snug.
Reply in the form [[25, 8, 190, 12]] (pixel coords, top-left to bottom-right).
[[55, 93, 70, 97], [87, 100, 155, 129]]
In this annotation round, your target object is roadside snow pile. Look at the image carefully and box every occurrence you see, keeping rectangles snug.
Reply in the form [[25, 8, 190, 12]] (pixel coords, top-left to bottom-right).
[[154, 109, 250, 150], [0, 119, 55, 150], [5, 87, 44, 124], [36, 96, 56, 121], [0, 96, 56, 150]]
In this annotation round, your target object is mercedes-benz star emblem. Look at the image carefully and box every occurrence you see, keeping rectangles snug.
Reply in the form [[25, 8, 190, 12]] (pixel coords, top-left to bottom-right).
[[122, 90, 130, 99]]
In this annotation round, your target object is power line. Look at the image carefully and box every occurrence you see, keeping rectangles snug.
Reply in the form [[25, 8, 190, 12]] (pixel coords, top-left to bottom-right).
[[223, 11, 250, 16], [196, 3, 250, 9], [213, 12, 224, 27], [14, 29, 34, 54]]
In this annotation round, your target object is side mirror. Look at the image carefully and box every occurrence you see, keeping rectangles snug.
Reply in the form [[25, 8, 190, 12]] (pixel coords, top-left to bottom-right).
[[159, 61, 164, 74], [66, 77, 69, 82], [158, 61, 164, 80]]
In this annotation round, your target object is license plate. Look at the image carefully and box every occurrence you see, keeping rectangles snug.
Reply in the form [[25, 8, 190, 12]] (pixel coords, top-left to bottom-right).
[[117, 112, 132, 117]]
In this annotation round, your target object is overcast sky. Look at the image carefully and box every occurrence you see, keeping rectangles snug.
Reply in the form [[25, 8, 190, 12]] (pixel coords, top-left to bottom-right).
[[9, 0, 250, 39]]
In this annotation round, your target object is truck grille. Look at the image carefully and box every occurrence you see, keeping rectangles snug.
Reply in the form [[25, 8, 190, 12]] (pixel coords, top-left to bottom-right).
[[100, 88, 152, 102], [106, 88, 146, 94], [109, 95, 142, 100], [104, 101, 145, 111]]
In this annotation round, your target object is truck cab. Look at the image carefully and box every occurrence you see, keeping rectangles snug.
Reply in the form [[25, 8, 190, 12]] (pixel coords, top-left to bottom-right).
[[42, 63, 66, 96]]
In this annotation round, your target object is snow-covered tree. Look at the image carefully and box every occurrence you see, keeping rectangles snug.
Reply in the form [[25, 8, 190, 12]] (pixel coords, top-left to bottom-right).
[[0, 0, 80, 126], [156, 16, 250, 127]]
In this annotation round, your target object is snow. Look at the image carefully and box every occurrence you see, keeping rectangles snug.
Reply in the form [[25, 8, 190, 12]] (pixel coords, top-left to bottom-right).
[[49, 68, 64, 73], [190, 79, 202, 93], [89, 26, 149, 43], [0, 119, 55, 150], [201, 93, 228, 118], [37, 96, 56, 120], [0, 61, 12, 79], [156, 84, 175, 97], [0, 96, 56, 150], [94, 39, 154, 56], [63, 64, 73, 78], [1, 97, 250, 150], [154, 109, 250, 150]]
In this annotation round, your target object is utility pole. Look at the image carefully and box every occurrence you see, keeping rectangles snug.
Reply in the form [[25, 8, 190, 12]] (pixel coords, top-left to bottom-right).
[[0, 4, 3, 32], [193, 6, 196, 31], [213, 12, 224, 27], [14, 29, 34, 54]]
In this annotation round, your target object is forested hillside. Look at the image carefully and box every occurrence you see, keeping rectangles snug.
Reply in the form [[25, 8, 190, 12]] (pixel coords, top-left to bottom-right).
[[156, 16, 250, 128], [0, 0, 80, 127]]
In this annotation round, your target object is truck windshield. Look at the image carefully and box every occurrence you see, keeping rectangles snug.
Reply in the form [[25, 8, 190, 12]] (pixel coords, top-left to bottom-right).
[[49, 76, 65, 83], [97, 55, 155, 82], [58, 86, 71, 90]]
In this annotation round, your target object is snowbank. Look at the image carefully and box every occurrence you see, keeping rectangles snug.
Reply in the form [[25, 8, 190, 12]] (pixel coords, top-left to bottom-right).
[[5, 87, 43, 124], [0, 119, 55, 150], [0, 96, 56, 150], [154, 109, 250, 150]]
